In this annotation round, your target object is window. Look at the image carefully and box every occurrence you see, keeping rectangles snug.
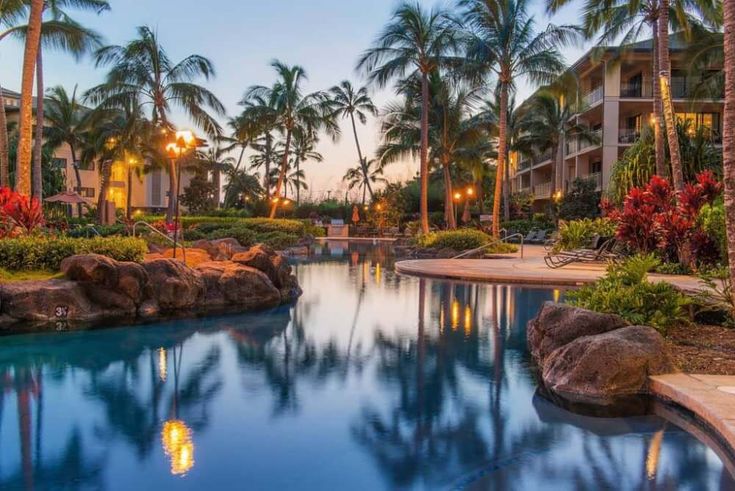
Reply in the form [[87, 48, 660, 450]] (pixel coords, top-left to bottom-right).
[[76, 160, 95, 171], [76, 187, 95, 198], [51, 158, 67, 169], [676, 112, 720, 137]]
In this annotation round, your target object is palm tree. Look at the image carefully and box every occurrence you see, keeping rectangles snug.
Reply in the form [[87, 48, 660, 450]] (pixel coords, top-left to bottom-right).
[[343, 158, 387, 205], [328, 80, 378, 200], [724, 0, 735, 306], [358, 1, 459, 234], [460, 0, 578, 237], [86, 25, 226, 223], [195, 145, 233, 209], [516, 89, 600, 197], [13, 0, 43, 195], [243, 61, 337, 218], [239, 93, 278, 199], [222, 164, 263, 208], [289, 128, 322, 204], [44, 85, 89, 214]]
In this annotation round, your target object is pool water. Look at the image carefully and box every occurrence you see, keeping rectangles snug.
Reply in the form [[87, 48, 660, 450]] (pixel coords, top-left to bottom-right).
[[0, 242, 732, 490]]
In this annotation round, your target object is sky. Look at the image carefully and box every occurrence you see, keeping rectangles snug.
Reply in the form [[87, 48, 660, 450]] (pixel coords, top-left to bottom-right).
[[0, 0, 589, 200]]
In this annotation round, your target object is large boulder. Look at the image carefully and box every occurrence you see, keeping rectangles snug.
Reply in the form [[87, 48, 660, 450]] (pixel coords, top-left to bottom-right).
[[196, 261, 281, 310], [233, 245, 302, 302], [541, 326, 676, 405], [0, 279, 114, 327], [527, 302, 628, 365], [61, 254, 148, 311], [142, 259, 204, 311], [192, 239, 247, 261]]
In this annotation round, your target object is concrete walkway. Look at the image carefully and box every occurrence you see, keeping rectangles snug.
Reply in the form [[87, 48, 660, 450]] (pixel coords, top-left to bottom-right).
[[651, 374, 735, 453], [394, 245, 704, 291]]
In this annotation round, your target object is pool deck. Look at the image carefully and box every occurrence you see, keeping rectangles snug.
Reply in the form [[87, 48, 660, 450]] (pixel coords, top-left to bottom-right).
[[395, 246, 735, 453], [394, 245, 703, 291], [651, 375, 735, 453]]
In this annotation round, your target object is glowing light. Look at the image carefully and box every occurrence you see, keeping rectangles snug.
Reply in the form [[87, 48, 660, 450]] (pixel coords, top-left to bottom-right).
[[646, 429, 665, 480], [282, 199, 291, 206], [175, 130, 195, 147], [363, 205, 369, 211], [161, 420, 195, 476], [451, 299, 460, 330], [553, 190, 563, 202], [453, 192, 462, 201], [464, 305, 472, 335], [553, 289, 561, 303], [158, 348, 167, 382], [271, 197, 280, 203], [466, 187, 474, 197], [375, 204, 382, 211], [375, 262, 382, 284]]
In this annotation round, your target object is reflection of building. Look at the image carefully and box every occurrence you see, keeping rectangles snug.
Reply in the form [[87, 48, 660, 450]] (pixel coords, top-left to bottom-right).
[[2, 88, 195, 213], [510, 35, 724, 211]]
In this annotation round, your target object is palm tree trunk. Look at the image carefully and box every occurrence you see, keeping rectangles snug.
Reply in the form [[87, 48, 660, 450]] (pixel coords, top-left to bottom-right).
[[722, 0, 735, 306], [70, 144, 83, 216], [296, 158, 301, 205], [97, 159, 112, 224], [477, 178, 485, 213], [493, 82, 509, 238], [0, 82, 9, 187], [652, 21, 667, 177], [165, 157, 178, 223], [658, 0, 684, 193], [553, 142, 563, 195], [362, 182, 367, 205], [443, 160, 456, 229], [32, 48, 44, 200], [350, 112, 373, 199], [503, 147, 510, 221], [419, 72, 430, 234], [269, 129, 291, 218], [15, 0, 44, 196], [126, 166, 133, 219], [265, 133, 272, 200], [212, 166, 221, 209]]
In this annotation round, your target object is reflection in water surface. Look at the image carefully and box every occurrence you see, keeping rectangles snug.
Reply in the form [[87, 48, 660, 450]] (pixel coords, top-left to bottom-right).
[[0, 242, 733, 490]]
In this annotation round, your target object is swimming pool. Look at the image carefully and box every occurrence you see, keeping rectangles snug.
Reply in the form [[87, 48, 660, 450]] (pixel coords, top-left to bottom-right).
[[0, 242, 731, 490]]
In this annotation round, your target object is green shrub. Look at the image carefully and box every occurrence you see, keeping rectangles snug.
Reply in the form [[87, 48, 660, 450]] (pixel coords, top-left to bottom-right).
[[502, 218, 553, 236], [566, 254, 689, 333], [208, 226, 258, 247], [417, 229, 490, 251], [555, 218, 616, 252], [66, 224, 126, 238], [698, 200, 726, 262], [256, 232, 300, 250], [301, 220, 326, 237], [0, 236, 147, 271], [240, 218, 305, 235]]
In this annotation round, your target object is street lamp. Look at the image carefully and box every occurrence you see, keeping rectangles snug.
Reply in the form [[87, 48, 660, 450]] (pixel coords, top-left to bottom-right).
[[453, 191, 462, 225], [166, 130, 198, 259]]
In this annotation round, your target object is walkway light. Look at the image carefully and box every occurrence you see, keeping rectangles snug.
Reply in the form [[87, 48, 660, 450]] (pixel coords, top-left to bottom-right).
[[165, 129, 199, 260], [466, 187, 474, 197], [453, 192, 462, 201]]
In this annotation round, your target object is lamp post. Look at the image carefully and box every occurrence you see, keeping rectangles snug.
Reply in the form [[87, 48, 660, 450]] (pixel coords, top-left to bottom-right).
[[453, 191, 462, 226], [166, 130, 197, 259]]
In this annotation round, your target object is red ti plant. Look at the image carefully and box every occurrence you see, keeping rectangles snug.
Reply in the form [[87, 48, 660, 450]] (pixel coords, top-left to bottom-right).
[[606, 171, 722, 268], [0, 187, 45, 237]]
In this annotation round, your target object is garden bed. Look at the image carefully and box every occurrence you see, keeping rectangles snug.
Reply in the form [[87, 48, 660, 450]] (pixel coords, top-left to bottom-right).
[[667, 324, 735, 375]]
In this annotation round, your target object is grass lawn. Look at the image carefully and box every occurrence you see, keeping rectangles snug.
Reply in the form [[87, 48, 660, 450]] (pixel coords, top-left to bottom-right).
[[0, 269, 63, 283]]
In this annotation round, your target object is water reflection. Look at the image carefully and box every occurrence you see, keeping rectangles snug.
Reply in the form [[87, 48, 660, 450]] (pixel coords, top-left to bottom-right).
[[0, 241, 731, 490]]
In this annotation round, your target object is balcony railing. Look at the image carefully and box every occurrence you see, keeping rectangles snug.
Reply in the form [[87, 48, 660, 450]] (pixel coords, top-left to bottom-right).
[[588, 172, 602, 190], [518, 158, 532, 171], [619, 128, 641, 144], [533, 181, 552, 199], [620, 82, 653, 98], [565, 129, 602, 156], [583, 86, 603, 106]]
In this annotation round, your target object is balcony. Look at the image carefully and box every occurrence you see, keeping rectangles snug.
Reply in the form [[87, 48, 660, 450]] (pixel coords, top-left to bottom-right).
[[533, 181, 552, 199], [565, 129, 602, 156], [583, 86, 603, 107], [620, 82, 653, 98], [588, 172, 603, 191], [619, 128, 640, 144], [518, 158, 532, 171]]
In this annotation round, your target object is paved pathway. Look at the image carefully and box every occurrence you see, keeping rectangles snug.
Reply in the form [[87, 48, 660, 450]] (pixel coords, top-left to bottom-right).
[[394, 245, 704, 291]]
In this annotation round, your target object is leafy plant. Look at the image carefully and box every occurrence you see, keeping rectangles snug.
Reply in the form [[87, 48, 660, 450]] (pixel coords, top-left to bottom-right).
[[558, 177, 601, 221], [0, 187, 45, 237], [695, 268, 735, 326], [417, 229, 490, 251], [554, 218, 616, 252], [566, 254, 689, 333]]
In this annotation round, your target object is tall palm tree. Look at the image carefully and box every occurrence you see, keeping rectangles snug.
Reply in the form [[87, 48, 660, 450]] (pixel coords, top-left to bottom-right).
[[516, 89, 601, 197], [13, 0, 43, 195], [289, 128, 322, 205], [284, 168, 307, 201], [195, 145, 233, 210], [86, 25, 226, 223], [328, 80, 378, 200], [724, 0, 735, 305], [44, 85, 89, 214], [239, 93, 278, 199], [243, 61, 337, 218], [222, 164, 263, 208], [343, 158, 387, 205], [0, 1, 25, 186], [460, 0, 578, 237], [358, 1, 459, 234]]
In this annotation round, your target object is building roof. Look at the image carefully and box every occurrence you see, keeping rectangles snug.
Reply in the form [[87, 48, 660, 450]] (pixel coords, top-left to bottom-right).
[[1, 88, 21, 98]]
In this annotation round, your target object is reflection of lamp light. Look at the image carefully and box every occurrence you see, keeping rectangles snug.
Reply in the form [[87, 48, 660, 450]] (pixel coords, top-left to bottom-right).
[[375, 263, 382, 284], [451, 299, 460, 330], [162, 419, 195, 476], [553, 288, 561, 303], [158, 347, 167, 382], [464, 305, 472, 335], [646, 429, 665, 480]]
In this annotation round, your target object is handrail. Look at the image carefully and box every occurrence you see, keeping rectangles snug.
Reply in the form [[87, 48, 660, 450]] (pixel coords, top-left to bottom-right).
[[452, 232, 524, 260], [132, 221, 187, 263]]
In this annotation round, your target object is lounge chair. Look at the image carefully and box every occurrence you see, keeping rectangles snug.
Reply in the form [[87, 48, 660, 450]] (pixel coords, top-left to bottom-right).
[[529, 230, 547, 244], [544, 236, 621, 269]]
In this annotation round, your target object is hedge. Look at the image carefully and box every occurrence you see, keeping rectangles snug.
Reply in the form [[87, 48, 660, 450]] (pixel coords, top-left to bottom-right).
[[417, 229, 491, 251], [0, 236, 148, 271], [141, 216, 307, 236]]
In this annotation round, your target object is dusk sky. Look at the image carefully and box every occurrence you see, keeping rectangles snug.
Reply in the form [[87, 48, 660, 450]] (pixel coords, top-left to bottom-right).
[[0, 0, 598, 200]]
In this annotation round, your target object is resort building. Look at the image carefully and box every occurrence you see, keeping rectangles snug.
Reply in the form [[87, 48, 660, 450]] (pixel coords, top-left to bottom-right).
[[510, 36, 724, 210], [2, 87, 195, 214]]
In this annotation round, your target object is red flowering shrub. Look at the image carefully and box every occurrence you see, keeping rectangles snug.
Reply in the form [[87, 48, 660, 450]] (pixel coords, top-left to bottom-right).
[[605, 171, 722, 268], [0, 187, 45, 237]]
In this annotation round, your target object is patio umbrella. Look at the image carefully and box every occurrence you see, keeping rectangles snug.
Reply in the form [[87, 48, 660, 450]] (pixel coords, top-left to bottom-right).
[[44, 191, 87, 205], [352, 205, 360, 224]]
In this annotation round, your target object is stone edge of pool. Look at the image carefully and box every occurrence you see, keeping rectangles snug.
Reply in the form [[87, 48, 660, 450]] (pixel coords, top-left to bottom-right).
[[650, 374, 735, 456], [395, 259, 735, 458]]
